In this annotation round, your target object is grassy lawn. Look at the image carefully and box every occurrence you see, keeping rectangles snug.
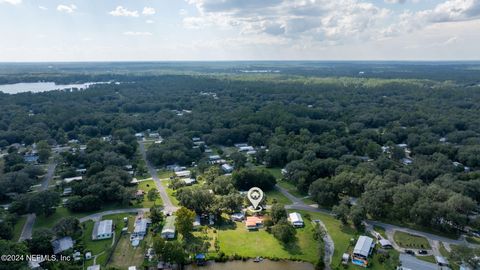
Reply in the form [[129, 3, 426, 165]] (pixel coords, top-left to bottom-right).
[[466, 236, 480, 245], [158, 169, 173, 179], [393, 231, 431, 249], [265, 189, 292, 205], [209, 208, 374, 266], [34, 207, 86, 230], [263, 167, 283, 179], [12, 215, 27, 241], [161, 179, 179, 206], [108, 231, 150, 269], [374, 225, 387, 239], [214, 218, 319, 263], [417, 255, 437, 264], [439, 243, 450, 257], [277, 180, 306, 198], [440, 243, 461, 270], [132, 180, 163, 208], [296, 210, 357, 266]]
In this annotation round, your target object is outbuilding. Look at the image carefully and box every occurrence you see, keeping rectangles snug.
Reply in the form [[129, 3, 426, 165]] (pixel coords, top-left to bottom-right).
[[288, 212, 304, 228], [379, 239, 393, 249]]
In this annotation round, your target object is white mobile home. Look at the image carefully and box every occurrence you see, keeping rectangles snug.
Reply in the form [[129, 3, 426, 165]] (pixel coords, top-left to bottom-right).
[[288, 212, 304, 227], [161, 216, 176, 239]]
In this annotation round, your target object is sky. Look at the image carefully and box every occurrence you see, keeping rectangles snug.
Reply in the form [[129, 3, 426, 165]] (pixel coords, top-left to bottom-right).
[[0, 0, 479, 61]]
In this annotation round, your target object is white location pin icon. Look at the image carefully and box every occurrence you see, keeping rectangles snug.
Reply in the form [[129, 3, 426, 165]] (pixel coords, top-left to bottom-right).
[[247, 187, 264, 210]]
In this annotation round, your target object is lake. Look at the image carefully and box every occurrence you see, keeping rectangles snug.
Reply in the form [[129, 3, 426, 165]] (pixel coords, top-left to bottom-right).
[[0, 81, 112, 94], [185, 259, 314, 270]]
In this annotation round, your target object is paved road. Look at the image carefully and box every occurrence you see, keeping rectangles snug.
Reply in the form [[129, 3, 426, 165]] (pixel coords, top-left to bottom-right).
[[275, 184, 302, 205], [367, 220, 474, 248], [41, 162, 57, 190], [19, 161, 57, 242], [138, 141, 178, 213], [79, 208, 149, 223], [18, 214, 36, 241], [277, 185, 332, 216], [399, 253, 439, 270]]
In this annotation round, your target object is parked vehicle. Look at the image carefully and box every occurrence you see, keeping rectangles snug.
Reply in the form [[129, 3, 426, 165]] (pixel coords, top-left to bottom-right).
[[405, 250, 415, 255]]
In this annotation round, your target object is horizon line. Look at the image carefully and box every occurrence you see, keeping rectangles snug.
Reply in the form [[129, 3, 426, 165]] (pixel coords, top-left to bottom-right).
[[1, 59, 480, 64]]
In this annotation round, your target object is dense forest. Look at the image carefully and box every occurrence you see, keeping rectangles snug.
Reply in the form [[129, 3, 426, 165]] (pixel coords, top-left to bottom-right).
[[1, 62, 480, 268]]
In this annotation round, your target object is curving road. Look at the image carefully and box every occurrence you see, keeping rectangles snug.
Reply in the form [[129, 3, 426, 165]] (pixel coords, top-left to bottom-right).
[[79, 208, 149, 223], [138, 141, 178, 213]]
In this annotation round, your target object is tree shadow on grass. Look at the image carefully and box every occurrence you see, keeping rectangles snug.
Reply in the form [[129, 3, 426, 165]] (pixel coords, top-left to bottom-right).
[[215, 218, 238, 231], [281, 238, 302, 256]]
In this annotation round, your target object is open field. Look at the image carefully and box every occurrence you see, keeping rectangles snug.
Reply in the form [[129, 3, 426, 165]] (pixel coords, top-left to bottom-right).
[[393, 231, 431, 249]]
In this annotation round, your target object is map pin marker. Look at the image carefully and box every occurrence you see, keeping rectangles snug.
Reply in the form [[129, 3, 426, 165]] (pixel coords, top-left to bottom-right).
[[247, 187, 264, 210]]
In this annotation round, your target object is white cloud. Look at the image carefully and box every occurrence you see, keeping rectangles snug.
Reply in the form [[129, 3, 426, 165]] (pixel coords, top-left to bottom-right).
[[142, 7, 156, 15], [185, 0, 391, 43], [179, 9, 188, 16], [0, 0, 22, 5], [38, 5, 48, 10], [123, 31, 153, 36], [384, 0, 406, 3], [184, 0, 480, 49], [146, 20, 155, 24], [109, 6, 139, 17], [57, 4, 77, 14]]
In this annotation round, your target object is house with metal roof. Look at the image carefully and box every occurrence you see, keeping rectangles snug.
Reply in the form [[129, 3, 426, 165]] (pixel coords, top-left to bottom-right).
[[288, 212, 304, 228], [175, 170, 191, 178], [221, 164, 233, 173], [161, 216, 176, 239], [352, 236, 374, 267], [51, 236, 74, 254], [131, 213, 151, 241], [95, 220, 113, 240]]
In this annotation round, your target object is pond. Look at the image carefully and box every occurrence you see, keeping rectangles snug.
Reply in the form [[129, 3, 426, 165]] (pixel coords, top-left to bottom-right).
[[0, 81, 113, 94], [185, 259, 314, 270]]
